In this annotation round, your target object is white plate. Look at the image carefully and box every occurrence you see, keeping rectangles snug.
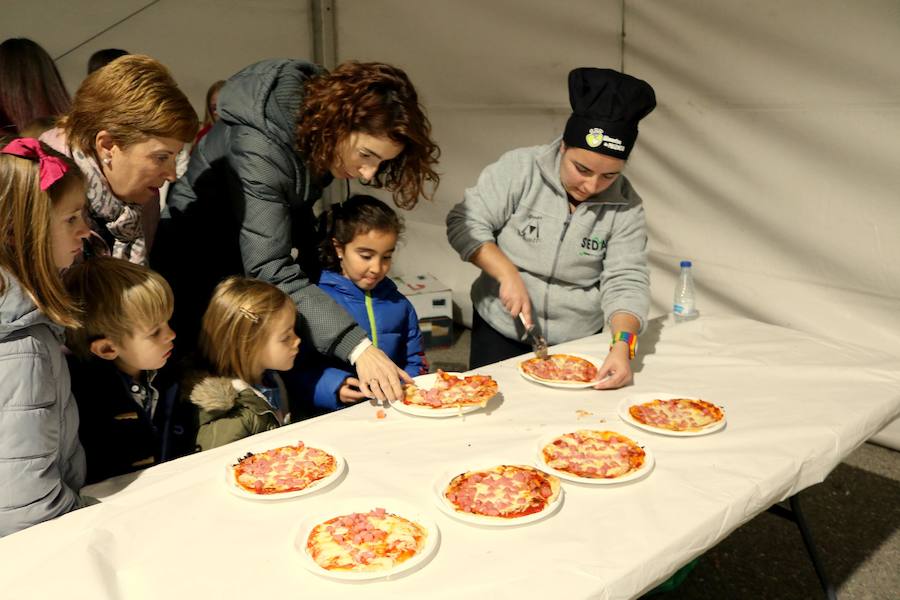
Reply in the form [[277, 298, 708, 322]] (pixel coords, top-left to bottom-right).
[[224, 439, 346, 500], [291, 497, 440, 581], [517, 353, 603, 389], [391, 372, 494, 418], [432, 464, 564, 526], [618, 393, 727, 437], [534, 428, 655, 485]]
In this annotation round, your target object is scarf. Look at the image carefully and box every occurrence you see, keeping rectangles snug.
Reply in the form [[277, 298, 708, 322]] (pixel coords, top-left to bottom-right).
[[70, 148, 147, 264]]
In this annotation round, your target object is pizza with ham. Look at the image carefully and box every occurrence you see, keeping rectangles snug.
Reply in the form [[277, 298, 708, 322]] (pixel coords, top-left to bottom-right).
[[443, 465, 560, 519], [541, 430, 646, 479], [230, 441, 337, 495], [628, 398, 724, 432], [306, 507, 428, 572], [402, 369, 498, 409], [520, 354, 598, 384]]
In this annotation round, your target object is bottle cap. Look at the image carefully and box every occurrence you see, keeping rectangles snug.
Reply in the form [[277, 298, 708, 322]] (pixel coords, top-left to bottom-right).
[[680, 260, 692, 268]]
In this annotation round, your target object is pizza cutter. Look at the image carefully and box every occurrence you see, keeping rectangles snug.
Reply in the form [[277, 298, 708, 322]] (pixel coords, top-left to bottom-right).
[[519, 314, 549, 360]]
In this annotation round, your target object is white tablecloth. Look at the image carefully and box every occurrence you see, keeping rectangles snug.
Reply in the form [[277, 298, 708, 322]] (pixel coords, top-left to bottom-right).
[[2, 315, 899, 599]]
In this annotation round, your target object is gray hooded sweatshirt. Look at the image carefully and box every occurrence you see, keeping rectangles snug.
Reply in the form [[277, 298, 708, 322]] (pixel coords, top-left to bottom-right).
[[446, 140, 650, 345], [0, 270, 85, 537]]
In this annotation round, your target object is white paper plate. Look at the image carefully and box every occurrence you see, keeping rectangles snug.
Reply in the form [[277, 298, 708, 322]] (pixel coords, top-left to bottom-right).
[[618, 393, 727, 437], [291, 497, 440, 581], [391, 372, 494, 418], [432, 465, 564, 526], [224, 440, 345, 500], [517, 353, 603, 389], [534, 428, 655, 485]]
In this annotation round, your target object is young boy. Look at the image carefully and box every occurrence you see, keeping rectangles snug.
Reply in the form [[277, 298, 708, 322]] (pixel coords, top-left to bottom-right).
[[63, 256, 195, 484]]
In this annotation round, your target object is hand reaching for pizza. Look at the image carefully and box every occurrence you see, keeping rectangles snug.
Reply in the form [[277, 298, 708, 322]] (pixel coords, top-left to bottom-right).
[[593, 343, 633, 390], [338, 377, 367, 404], [355, 345, 413, 403]]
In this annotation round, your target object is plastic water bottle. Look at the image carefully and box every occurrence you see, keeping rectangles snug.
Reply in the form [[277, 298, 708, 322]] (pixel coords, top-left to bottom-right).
[[673, 260, 699, 322]]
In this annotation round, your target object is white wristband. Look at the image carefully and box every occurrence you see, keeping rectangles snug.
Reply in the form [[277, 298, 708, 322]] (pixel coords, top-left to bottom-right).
[[348, 338, 373, 365]]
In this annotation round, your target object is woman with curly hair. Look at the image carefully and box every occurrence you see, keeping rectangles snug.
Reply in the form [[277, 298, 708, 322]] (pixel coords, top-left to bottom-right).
[[152, 59, 440, 404]]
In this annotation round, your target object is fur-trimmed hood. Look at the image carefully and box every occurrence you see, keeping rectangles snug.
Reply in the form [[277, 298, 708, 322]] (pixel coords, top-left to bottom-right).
[[189, 376, 243, 412], [186, 374, 272, 417]]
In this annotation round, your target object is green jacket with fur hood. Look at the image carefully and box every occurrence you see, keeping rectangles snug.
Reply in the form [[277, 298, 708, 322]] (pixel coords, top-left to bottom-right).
[[186, 375, 280, 452]]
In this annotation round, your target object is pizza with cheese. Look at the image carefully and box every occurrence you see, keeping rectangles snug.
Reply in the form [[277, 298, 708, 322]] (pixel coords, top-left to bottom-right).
[[231, 441, 337, 495], [520, 354, 598, 384], [443, 465, 560, 519], [306, 507, 428, 572], [402, 369, 498, 409], [541, 430, 646, 479], [628, 398, 724, 432]]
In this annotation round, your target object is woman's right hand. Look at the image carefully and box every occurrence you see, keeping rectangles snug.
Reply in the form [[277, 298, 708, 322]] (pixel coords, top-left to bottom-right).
[[498, 271, 534, 328], [355, 345, 412, 403], [469, 242, 534, 328]]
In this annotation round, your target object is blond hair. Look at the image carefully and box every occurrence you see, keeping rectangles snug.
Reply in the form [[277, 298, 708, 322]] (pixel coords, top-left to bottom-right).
[[62, 256, 174, 359], [199, 277, 293, 384], [60, 54, 198, 160], [0, 142, 83, 327]]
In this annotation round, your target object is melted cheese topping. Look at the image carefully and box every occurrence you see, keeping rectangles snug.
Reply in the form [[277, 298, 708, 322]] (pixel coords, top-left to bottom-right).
[[306, 508, 428, 572], [521, 355, 598, 383], [629, 398, 724, 431], [542, 430, 645, 479], [402, 370, 497, 409], [444, 465, 559, 518], [232, 442, 336, 494]]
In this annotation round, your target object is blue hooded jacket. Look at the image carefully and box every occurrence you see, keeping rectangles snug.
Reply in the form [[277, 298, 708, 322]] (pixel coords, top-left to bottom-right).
[[297, 271, 427, 412]]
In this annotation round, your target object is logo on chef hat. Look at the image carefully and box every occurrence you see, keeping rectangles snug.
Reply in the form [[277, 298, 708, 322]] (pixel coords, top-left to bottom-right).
[[586, 128, 605, 148]]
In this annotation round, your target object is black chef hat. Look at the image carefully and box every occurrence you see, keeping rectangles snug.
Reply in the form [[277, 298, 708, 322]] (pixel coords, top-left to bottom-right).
[[563, 68, 656, 160]]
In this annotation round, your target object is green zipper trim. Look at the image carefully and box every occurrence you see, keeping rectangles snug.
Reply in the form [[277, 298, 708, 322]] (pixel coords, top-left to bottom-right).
[[365, 291, 378, 348]]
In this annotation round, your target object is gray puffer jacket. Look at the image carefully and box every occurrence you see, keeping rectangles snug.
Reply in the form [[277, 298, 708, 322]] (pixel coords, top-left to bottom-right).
[[152, 59, 367, 360], [0, 270, 85, 537]]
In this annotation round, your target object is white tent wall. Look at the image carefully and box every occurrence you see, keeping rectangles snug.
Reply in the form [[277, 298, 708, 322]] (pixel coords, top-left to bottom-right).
[[335, 0, 900, 446], [4, 1, 899, 444]]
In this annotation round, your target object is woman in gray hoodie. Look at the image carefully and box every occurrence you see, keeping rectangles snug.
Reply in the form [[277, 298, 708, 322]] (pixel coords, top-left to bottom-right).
[[447, 68, 656, 388]]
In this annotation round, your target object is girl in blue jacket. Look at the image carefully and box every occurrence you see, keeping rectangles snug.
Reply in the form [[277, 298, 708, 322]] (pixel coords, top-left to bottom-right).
[[297, 195, 427, 414]]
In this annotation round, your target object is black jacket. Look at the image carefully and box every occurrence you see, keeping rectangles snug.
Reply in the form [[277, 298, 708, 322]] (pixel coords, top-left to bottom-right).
[[67, 356, 195, 484], [151, 59, 366, 360]]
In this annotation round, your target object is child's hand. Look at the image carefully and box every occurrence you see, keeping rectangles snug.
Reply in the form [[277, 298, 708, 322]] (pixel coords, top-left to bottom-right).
[[338, 377, 367, 404]]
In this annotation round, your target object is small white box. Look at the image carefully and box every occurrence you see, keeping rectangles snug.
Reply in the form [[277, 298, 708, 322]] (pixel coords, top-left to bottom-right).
[[394, 273, 453, 320]]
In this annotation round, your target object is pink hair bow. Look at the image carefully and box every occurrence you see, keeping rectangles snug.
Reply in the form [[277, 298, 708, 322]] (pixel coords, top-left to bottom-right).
[[0, 137, 69, 190]]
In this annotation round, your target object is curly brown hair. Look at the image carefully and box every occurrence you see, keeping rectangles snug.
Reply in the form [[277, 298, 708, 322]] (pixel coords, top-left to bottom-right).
[[296, 61, 440, 210]]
